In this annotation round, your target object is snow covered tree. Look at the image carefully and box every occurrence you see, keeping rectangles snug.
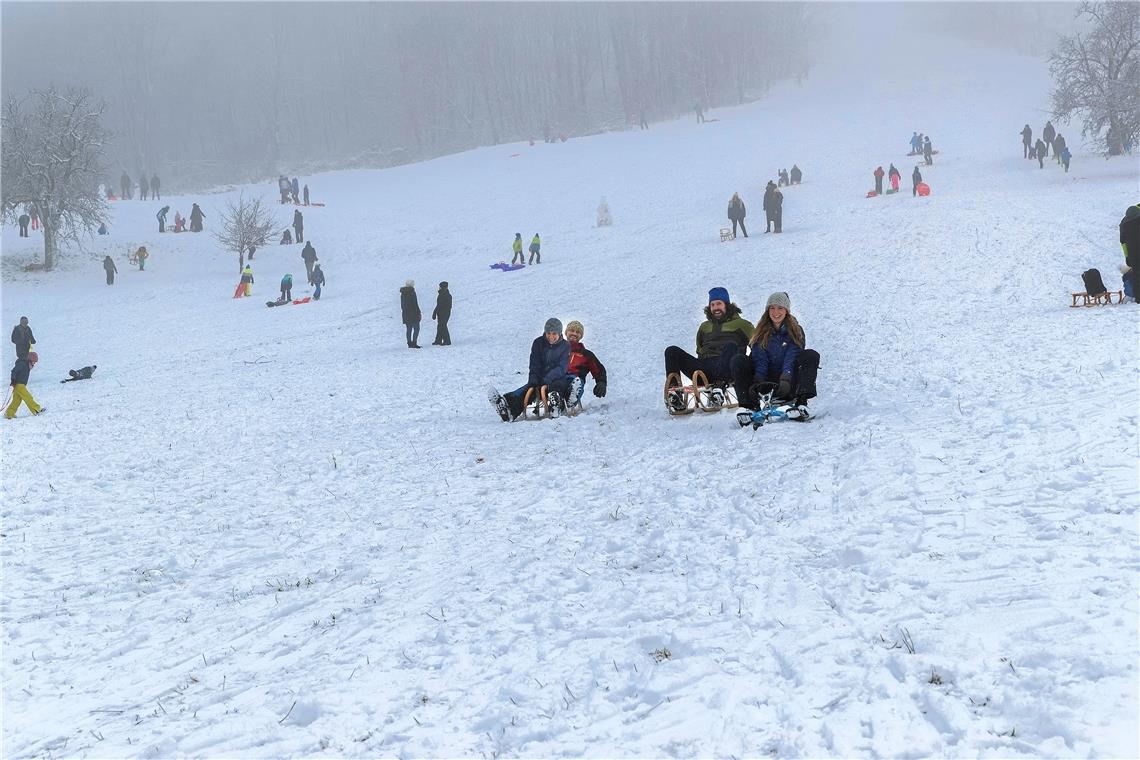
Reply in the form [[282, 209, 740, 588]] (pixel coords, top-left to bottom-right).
[[213, 193, 277, 271], [1, 87, 110, 270], [1049, 1, 1140, 156]]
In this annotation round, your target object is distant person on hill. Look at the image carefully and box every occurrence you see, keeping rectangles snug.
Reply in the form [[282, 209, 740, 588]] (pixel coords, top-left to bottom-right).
[[247, 244, 256, 261], [280, 228, 293, 245], [1035, 139, 1047, 168], [1120, 205, 1140, 303], [157, 205, 169, 232], [17, 213, 29, 237], [103, 255, 117, 285], [140, 174, 150, 201], [303, 184, 310, 206], [488, 317, 572, 421], [98, 223, 107, 235], [910, 131, 921, 155], [1021, 124, 1033, 158], [790, 164, 802, 185], [695, 102, 705, 124], [778, 169, 790, 187], [5, 352, 43, 419], [278, 176, 291, 204], [888, 164, 901, 193], [1042, 120, 1055, 157], [151, 173, 160, 200], [120, 171, 132, 200], [189, 203, 205, 232], [280, 273, 293, 302], [292, 209, 304, 243], [596, 196, 612, 227], [770, 186, 783, 233], [923, 136, 933, 165], [763, 180, 780, 231], [135, 246, 148, 271], [728, 192, 748, 238], [401, 280, 422, 348], [239, 264, 254, 297], [1061, 145, 1071, 173], [1053, 133, 1067, 165], [528, 233, 542, 264], [912, 165, 923, 197], [173, 211, 186, 233], [11, 316, 35, 360], [873, 166, 885, 196], [511, 233, 524, 265], [311, 264, 325, 300], [290, 177, 300, 204], [301, 241, 318, 283], [431, 281, 452, 346]]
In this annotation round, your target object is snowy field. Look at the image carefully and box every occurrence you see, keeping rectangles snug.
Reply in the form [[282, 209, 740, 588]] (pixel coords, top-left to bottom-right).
[[2, 33, 1138, 759]]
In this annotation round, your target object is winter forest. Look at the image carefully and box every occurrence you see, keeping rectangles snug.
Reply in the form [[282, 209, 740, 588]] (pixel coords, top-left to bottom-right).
[[3, 2, 1139, 758]]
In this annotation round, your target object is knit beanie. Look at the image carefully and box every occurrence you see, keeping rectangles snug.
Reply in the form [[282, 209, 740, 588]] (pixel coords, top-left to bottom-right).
[[566, 320, 584, 337], [544, 317, 563, 334], [708, 286, 730, 304], [405, 279, 414, 288], [766, 291, 791, 310]]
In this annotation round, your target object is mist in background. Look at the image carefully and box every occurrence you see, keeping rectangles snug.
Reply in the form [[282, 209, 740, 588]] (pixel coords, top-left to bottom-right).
[[1, 2, 1076, 191]]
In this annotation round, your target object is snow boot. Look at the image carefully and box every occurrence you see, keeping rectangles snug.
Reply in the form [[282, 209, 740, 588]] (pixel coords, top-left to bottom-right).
[[548, 390, 564, 418], [487, 386, 513, 422]]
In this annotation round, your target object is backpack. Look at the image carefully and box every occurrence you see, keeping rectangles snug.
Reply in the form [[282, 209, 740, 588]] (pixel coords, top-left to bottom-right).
[[1081, 268, 1108, 296]]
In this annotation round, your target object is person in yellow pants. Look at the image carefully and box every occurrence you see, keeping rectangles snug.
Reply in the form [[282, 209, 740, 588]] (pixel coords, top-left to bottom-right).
[[6, 351, 43, 419]]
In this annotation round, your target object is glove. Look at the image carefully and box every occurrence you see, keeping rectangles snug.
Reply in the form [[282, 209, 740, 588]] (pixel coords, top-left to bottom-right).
[[593, 382, 607, 398], [777, 374, 793, 399]]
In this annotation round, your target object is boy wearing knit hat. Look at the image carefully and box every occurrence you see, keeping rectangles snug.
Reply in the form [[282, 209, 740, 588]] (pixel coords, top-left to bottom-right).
[[563, 320, 607, 409], [663, 287, 753, 411], [488, 317, 572, 421]]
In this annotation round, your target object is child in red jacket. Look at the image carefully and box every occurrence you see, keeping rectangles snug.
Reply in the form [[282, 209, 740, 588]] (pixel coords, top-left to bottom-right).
[[564, 320, 607, 409]]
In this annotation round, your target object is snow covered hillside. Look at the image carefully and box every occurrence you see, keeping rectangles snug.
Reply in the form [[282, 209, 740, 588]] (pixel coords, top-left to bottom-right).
[[2, 31, 1137, 759]]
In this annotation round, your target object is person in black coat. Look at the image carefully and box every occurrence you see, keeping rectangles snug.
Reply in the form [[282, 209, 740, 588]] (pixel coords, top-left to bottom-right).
[[103, 255, 118, 285], [770, 186, 783, 233], [189, 203, 205, 232], [11, 316, 35, 359], [923, 136, 933, 166], [1053, 133, 1067, 165], [400, 280, 422, 348], [789, 164, 802, 185], [301, 241, 317, 283], [432, 281, 452, 346], [1035, 139, 1047, 169], [18, 213, 29, 237], [292, 209, 304, 244], [151, 174, 160, 200], [1020, 124, 1032, 158], [763, 181, 778, 232], [1121, 205, 1140, 305], [1042, 121, 1055, 157], [727, 193, 747, 238], [912, 165, 923, 197]]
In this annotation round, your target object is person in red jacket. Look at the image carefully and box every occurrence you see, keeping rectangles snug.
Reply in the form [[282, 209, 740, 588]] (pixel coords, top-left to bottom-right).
[[563, 320, 607, 409]]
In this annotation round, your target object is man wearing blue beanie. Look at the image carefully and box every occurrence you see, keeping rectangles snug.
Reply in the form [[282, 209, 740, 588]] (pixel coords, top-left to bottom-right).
[[663, 287, 753, 413]]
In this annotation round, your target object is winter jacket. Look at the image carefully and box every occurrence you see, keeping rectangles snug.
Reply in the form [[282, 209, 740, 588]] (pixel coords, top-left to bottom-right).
[[912, 167, 923, 185], [727, 197, 746, 220], [151, 175, 160, 192], [280, 274, 293, 290], [749, 322, 805, 381], [762, 183, 777, 212], [301, 242, 317, 263], [873, 167, 885, 179], [923, 139, 933, 156], [1035, 139, 1047, 157], [1043, 123, 1055, 143], [1021, 125, 1032, 144], [240, 266, 254, 284], [432, 287, 452, 319], [311, 267, 325, 286], [527, 335, 571, 388], [11, 324, 35, 358], [18, 214, 29, 226], [1121, 206, 1140, 263], [157, 206, 169, 222], [190, 205, 204, 222], [400, 286, 421, 324], [10, 358, 30, 387], [696, 303, 753, 360], [888, 165, 900, 180], [567, 341, 606, 384], [771, 189, 783, 211], [291, 178, 299, 195], [103, 257, 117, 273], [790, 165, 802, 183], [529, 235, 541, 254], [1054, 135, 1067, 154], [293, 210, 303, 229], [512, 236, 522, 254]]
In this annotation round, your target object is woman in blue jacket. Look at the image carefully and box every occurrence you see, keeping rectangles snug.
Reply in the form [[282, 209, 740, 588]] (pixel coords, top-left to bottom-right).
[[731, 292, 820, 409]]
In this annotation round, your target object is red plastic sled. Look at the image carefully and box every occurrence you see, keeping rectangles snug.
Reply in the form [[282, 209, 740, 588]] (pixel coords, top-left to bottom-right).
[[916, 182, 931, 196], [233, 282, 245, 298], [866, 190, 879, 198], [292, 296, 311, 305]]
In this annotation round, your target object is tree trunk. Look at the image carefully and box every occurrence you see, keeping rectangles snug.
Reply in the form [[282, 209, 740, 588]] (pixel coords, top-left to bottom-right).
[[41, 219, 58, 271]]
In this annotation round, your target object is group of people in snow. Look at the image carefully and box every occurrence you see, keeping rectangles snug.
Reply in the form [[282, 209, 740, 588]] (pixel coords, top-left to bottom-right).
[[488, 318, 607, 421], [727, 180, 789, 239], [664, 287, 820, 412], [277, 176, 310, 206], [907, 132, 934, 165], [16, 204, 39, 237], [112, 172, 161, 201], [1020, 121, 1071, 172], [776, 165, 802, 187], [510, 233, 543, 266], [156, 203, 202, 233], [400, 280, 452, 348]]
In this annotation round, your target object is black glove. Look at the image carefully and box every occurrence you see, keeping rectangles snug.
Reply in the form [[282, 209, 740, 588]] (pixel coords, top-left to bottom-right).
[[593, 382, 607, 398], [777, 374, 793, 399]]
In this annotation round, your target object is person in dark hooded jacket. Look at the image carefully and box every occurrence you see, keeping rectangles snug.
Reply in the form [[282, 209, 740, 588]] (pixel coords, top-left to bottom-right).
[[1121, 204, 1140, 305], [11, 316, 35, 359], [763, 181, 780, 231], [1042, 121, 1056, 157], [789, 164, 802, 185], [1021, 124, 1033, 158], [1035, 139, 1047, 168], [488, 318, 572, 421], [401, 280, 422, 348], [189, 203, 205, 232], [301, 241, 317, 283], [431, 282, 452, 345], [912, 165, 923, 197], [292, 209, 304, 243], [103, 255, 118, 285], [727, 193, 747, 238]]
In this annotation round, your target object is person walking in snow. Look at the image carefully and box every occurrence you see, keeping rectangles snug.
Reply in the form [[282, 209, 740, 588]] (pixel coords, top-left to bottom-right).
[[280, 273, 293, 302], [1060, 146, 1071, 173], [731, 291, 820, 410], [5, 352, 43, 419], [790, 164, 802, 185], [1020, 124, 1033, 158], [401, 280, 422, 348], [923, 136, 933, 165], [909, 131, 921, 155], [11, 316, 35, 360], [157, 205, 169, 233], [140, 174, 150, 201], [300, 241, 317, 284], [135, 246, 148, 271], [511, 233, 524, 265], [120, 171, 132, 200], [912, 165, 923, 197], [770, 186, 783, 232], [873, 166, 885, 196], [728, 192, 748, 238], [311, 264, 325, 300], [431, 281, 452, 346], [239, 264, 254, 297], [1053, 133, 1067, 165], [563, 319, 606, 409], [528, 234, 542, 264], [17, 212, 29, 237], [1042, 120, 1056, 158], [778, 169, 790, 187], [663, 287, 753, 412], [303, 184, 310, 206], [189, 203, 205, 232], [763, 180, 780, 231], [292, 209, 304, 244], [888, 164, 901, 193], [1035, 139, 1047, 169], [290, 177, 300, 205], [151, 173, 160, 200], [103, 255, 118, 285], [487, 318, 573, 421]]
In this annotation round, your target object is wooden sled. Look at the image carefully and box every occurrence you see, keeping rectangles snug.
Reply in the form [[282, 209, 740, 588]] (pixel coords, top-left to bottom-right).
[[522, 385, 582, 419], [691, 370, 739, 412], [1071, 291, 1125, 307], [720, 227, 735, 242], [664, 372, 698, 415]]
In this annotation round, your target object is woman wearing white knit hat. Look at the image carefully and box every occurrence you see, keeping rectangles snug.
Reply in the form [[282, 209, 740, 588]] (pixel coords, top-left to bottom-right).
[[731, 291, 820, 410]]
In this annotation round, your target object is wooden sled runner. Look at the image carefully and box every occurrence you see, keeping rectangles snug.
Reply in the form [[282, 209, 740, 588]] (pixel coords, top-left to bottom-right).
[[691, 370, 739, 412], [522, 385, 583, 420], [1070, 291, 1125, 307], [664, 372, 698, 415], [720, 228, 735, 242]]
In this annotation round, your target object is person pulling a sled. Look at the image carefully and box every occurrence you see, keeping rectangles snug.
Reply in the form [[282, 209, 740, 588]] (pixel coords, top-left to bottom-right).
[[239, 264, 254, 297], [663, 287, 753, 412], [732, 291, 819, 410], [489, 318, 572, 421], [511, 233, 524, 266]]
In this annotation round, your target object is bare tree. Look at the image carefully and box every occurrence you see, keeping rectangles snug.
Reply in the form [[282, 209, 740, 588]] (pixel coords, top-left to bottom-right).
[[1050, 1, 1140, 156], [1, 87, 110, 270], [213, 193, 277, 271]]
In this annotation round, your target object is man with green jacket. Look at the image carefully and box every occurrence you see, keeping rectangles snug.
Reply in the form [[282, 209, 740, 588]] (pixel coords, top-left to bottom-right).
[[664, 286, 754, 389], [1121, 204, 1140, 304]]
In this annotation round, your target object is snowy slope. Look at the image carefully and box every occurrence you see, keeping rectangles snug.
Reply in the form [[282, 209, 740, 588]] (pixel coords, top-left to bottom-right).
[[2, 31, 1138, 759]]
